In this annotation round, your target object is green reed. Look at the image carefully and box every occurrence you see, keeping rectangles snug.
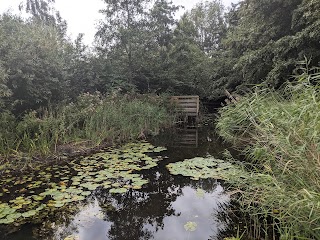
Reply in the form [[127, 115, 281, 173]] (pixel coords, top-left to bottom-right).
[[0, 93, 174, 162], [217, 63, 320, 239]]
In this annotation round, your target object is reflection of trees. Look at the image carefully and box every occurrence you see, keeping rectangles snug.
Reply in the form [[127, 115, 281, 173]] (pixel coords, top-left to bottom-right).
[[90, 126, 226, 240], [150, 126, 232, 160], [2, 126, 232, 240], [96, 168, 183, 240], [94, 162, 221, 240], [32, 202, 85, 240], [213, 197, 279, 240]]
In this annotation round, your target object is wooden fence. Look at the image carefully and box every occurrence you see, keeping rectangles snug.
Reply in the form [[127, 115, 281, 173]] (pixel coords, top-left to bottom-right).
[[171, 96, 199, 117]]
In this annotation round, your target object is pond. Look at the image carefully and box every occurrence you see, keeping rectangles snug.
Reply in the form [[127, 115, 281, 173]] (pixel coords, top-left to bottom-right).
[[0, 126, 237, 240]]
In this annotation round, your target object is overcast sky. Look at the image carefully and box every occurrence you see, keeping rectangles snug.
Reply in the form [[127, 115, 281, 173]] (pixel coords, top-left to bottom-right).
[[0, 0, 239, 45]]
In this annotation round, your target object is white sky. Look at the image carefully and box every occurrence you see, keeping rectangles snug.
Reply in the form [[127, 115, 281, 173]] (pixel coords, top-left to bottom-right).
[[0, 0, 239, 45]]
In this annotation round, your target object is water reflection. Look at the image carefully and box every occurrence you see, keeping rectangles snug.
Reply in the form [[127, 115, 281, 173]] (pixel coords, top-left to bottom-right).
[[45, 182, 228, 240], [171, 127, 199, 148], [144, 185, 229, 240], [1, 126, 234, 240]]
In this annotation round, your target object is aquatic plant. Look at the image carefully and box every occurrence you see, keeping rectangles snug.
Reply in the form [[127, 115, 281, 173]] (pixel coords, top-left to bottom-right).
[[0, 142, 166, 225], [0, 94, 174, 162], [216, 63, 320, 239], [167, 156, 247, 181], [184, 221, 197, 232]]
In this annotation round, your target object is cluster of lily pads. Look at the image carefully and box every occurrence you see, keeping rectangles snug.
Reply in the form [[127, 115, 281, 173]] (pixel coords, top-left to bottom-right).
[[166, 156, 245, 180], [0, 142, 167, 225]]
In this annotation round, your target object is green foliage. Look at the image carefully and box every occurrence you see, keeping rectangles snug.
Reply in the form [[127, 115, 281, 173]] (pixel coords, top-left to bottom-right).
[[167, 156, 246, 181], [0, 111, 17, 158], [217, 65, 320, 239], [96, 0, 153, 84], [2, 0, 320, 116], [0, 13, 112, 114], [0, 142, 166, 225], [0, 14, 70, 113], [96, 0, 181, 93], [20, 0, 56, 23], [183, 0, 226, 53], [218, 0, 320, 95], [0, 93, 173, 159]]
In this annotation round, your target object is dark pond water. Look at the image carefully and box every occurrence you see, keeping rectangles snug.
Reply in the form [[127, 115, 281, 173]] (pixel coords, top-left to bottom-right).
[[0, 126, 237, 240]]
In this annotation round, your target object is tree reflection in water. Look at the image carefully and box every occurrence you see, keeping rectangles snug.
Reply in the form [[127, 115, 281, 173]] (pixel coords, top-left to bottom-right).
[[43, 170, 229, 240], [1, 126, 235, 240]]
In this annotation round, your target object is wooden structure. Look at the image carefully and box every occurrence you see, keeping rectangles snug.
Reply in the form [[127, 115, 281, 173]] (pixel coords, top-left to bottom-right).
[[171, 96, 199, 117]]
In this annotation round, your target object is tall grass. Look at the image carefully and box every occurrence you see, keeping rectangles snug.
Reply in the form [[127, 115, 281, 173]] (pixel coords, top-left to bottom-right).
[[0, 93, 174, 161], [217, 63, 320, 239]]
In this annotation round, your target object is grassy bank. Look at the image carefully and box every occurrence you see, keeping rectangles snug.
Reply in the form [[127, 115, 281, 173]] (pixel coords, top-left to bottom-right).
[[216, 64, 320, 239], [0, 93, 174, 163]]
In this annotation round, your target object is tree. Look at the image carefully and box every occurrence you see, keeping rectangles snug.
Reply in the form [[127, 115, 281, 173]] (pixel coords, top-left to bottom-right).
[[185, 0, 226, 54], [132, 0, 180, 93], [159, 14, 211, 96], [0, 61, 11, 106], [148, 0, 180, 48], [0, 14, 69, 114], [210, 0, 308, 94], [19, 0, 67, 37], [96, 0, 153, 85]]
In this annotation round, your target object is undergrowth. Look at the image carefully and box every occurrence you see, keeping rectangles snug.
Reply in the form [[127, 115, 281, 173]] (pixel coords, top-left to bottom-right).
[[0, 93, 174, 162], [217, 62, 320, 240]]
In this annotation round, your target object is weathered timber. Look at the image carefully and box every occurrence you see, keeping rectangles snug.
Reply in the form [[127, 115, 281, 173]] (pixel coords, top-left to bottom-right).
[[171, 96, 199, 117]]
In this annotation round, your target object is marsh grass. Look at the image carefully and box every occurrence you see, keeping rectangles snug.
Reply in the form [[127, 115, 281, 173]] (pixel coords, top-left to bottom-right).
[[0, 93, 174, 161], [217, 63, 320, 239]]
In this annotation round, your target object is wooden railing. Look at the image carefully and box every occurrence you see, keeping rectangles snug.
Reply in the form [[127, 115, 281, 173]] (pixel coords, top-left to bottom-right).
[[171, 96, 199, 117]]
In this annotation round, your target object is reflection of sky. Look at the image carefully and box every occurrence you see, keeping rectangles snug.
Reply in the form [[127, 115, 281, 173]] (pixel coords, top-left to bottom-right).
[[143, 185, 229, 240], [53, 199, 112, 240], [54, 184, 229, 240]]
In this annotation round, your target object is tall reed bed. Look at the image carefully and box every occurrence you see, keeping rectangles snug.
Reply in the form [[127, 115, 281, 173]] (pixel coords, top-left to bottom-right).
[[217, 63, 320, 239], [0, 93, 174, 160]]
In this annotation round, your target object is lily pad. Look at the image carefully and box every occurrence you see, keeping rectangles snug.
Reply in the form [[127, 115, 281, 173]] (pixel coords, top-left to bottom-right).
[[184, 221, 198, 232], [167, 156, 246, 180], [22, 210, 38, 218], [109, 188, 127, 194], [0, 141, 164, 226]]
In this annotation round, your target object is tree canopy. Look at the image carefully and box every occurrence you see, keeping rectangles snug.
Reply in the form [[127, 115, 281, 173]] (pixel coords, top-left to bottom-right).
[[0, 0, 319, 116]]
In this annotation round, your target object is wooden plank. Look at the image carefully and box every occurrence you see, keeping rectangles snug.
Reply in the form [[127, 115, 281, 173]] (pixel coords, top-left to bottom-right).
[[171, 95, 199, 117], [182, 108, 198, 112], [172, 95, 198, 98], [178, 104, 198, 107]]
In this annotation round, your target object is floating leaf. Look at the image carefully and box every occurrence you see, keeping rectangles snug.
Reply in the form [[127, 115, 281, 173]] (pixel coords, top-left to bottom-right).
[[109, 188, 127, 194], [64, 235, 80, 240], [167, 156, 246, 180], [81, 191, 91, 196], [32, 195, 45, 201], [0, 141, 163, 226], [22, 210, 38, 218], [196, 189, 205, 198], [0, 218, 15, 224], [184, 221, 197, 232]]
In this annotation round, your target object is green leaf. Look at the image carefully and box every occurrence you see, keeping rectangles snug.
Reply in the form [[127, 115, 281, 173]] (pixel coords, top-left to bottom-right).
[[184, 221, 197, 232]]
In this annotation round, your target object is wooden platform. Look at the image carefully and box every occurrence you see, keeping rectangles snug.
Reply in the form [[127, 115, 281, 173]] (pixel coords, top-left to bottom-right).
[[171, 96, 199, 117]]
